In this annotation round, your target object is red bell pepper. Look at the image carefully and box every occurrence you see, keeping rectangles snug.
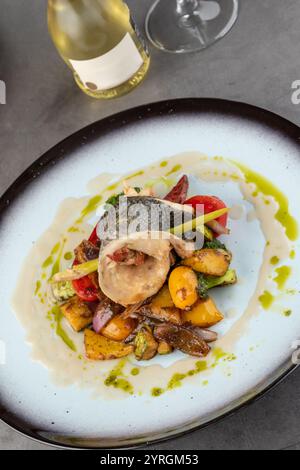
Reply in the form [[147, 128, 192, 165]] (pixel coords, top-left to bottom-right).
[[72, 224, 100, 302]]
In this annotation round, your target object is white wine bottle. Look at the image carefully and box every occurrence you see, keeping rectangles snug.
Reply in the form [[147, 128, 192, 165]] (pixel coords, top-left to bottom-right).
[[48, 0, 150, 99]]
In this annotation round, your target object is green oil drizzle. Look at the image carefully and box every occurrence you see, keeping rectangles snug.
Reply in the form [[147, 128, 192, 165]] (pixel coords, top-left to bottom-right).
[[104, 360, 133, 395], [167, 373, 186, 390], [130, 368, 140, 376], [274, 266, 291, 290], [259, 291, 274, 310], [232, 161, 298, 241], [212, 347, 226, 361], [270, 256, 280, 265], [75, 195, 102, 224], [151, 387, 164, 397], [42, 255, 53, 269], [51, 242, 61, 255], [160, 161, 168, 168], [64, 251, 73, 261], [290, 249, 296, 260], [50, 240, 66, 278], [126, 170, 144, 180], [211, 348, 237, 364], [165, 164, 182, 176], [34, 280, 41, 296], [151, 347, 236, 397], [67, 226, 80, 233], [151, 361, 208, 397], [283, 309, 292, 317], [286, 288, 296, 295], [52, 306, 76, 352], [106, 182, 119, 191], [43, 240, 76, 352], [42, 242, 62, 270], [169, 361, 208, 390]]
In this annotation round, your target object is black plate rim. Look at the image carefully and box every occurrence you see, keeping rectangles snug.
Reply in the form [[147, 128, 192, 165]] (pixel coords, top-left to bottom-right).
[[1, 98, 300, 449]]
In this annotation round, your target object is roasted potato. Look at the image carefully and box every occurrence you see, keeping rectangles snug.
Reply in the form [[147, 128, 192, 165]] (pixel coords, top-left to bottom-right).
[[101, 314, 137, 342], [168, 266, 198, 310], [134, 328, 158, 361], [61, 296, 93, 332], [158, 341, 173, 355], [182, 297, 223, 328], [151, 284, 174, 308], [182, 248, 231, 276], [84, 329, 133, 360]]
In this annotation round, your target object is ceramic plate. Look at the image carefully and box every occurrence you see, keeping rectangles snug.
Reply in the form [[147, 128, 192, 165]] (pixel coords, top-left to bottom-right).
[[1, 99, 300, 449]]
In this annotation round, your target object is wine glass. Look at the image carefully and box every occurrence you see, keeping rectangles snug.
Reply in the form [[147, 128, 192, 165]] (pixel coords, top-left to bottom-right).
[[145, 0, 239, 53]]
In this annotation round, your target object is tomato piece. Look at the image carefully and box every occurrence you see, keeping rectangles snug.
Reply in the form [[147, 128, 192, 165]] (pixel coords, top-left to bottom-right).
[[185, 195, 228, 232], [88, 225, 99, 245], [72, 256, 99, 302], [72, 277, 99, 302], [71, 223, 100, 302], [72, 224, 100, 301]]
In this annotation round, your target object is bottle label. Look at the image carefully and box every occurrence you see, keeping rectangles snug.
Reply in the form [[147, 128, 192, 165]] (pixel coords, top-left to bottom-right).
[[69, 33, 144, 92]]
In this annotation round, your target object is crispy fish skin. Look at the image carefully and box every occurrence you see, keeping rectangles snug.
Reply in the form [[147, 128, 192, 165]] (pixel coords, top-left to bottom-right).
[[97, 196, 193, 244]]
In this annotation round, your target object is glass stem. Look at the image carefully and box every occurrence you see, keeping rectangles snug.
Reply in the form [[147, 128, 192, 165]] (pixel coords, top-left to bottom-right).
[[176, 0, 207, 45], [176, 0, 199, 15]]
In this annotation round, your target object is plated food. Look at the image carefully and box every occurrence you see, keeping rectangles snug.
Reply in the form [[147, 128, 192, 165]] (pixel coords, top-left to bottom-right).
[[2, 99, 300, 448], [50, 175, 236, 362], [11, 147, 297, 402]]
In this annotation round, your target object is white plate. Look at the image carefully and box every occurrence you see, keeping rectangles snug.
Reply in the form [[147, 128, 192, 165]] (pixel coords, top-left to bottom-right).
[[1, 99, 300, 448]]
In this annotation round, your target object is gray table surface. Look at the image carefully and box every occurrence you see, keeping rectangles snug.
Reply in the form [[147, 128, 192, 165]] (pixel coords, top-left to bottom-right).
[[1, 0, 300, 450]]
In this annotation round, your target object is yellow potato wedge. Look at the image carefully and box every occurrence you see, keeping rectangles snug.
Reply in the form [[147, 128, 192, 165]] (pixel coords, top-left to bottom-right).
[[101, 314, 137, 342], [182, 297, 224, 328], [61, 296, 93, 332], [168, 266, 198, 310], [84, 329, 133, 360], [151, 284, 174, 308], [158, 341, 173, 355], [182, 248, 231, 276]]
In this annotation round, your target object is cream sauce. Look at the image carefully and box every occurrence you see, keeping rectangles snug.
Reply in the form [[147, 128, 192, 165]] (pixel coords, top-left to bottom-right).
[[11, 152, 296, 398]]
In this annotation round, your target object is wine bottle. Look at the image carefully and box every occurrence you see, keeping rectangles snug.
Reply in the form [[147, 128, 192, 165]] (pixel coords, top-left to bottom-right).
[[48, 0, 150, 99]]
